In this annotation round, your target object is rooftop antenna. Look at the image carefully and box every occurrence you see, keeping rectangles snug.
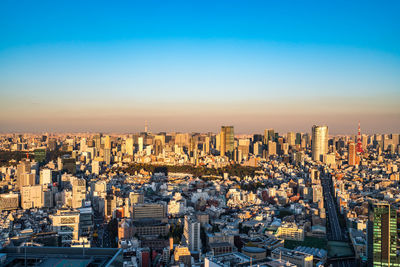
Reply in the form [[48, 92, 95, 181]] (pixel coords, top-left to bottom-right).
[[145, 120, 148, 133]]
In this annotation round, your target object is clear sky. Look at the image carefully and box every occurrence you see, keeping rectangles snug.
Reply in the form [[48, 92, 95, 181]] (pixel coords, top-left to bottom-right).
[[1, 0, 399, 134]]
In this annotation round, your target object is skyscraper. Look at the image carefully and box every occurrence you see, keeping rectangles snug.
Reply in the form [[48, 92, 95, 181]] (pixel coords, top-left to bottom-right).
[[183, 215, 201, 252], [367, 202, 400, 267], [72, 177, 86, 209], [311, 125, 329, 162], [17, 160, 32, 189], [220, 126, 234, 158], [104, 135, 111, 165], [154, 139, 163, 156], [348, 142, 357, 166], [287, 132, 296, 146], [138, 137, 144, 152], [126, 137, 134, 156], [204, 136, 210, 154], [295, 133, 302, 145], [94, 134, 102, 153], [268, 141, 277, 156], [264, 129, 275, 144]]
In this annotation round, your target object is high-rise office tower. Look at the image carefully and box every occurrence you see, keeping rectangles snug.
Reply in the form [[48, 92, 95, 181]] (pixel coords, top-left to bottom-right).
[[126, 137, 134, 156], [94, 134, 102, 152], [80, 138, 88, 153], [154, 139, 163, 156], [367, 202, 400, 267], [216, 133, 221, 152], [183, 215, 201, 252], [311, 125, 329, 162], [104, 135, 111, 165], [264, 129, 275, 144], [348, 142, 357, 166], [287, 132, 296, 146], [17, 160, 31, 189], [220, 126, 234, 158], [220, 129, 226, 156], [253, 141, 263, 156], [40, 169, 52, 185], [295, 133, 302, 145], [238, 139, 250, 159], [268, 141, 277, 156], [138, 137, 144, 152], [72, 177, 86, 209], [204, 136, 210, 154]]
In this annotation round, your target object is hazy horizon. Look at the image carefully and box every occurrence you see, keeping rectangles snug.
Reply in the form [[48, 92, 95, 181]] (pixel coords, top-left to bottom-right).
[[1, 1, 400, 133]]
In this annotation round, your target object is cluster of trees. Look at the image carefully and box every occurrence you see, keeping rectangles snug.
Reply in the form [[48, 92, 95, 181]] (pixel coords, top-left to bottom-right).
[[240, 181, 265, 192], [168, 223, 183, 244], [0, 150, 70, 167], [0, 151, 28, 166], [107, 218, 119, 248], [121, 163, 261, 178]]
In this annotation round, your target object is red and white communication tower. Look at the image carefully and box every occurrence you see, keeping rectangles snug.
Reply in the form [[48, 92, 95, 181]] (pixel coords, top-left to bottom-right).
[[356, 122, 364, 153]]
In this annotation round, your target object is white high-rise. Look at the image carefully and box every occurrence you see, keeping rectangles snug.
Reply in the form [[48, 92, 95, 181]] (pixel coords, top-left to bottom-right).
[[138, 137, 144, 152], [311, 125, 328, 162], [126, 137, 134, 156], [183, 215, 201, 252], [40, 169, 52, 185]]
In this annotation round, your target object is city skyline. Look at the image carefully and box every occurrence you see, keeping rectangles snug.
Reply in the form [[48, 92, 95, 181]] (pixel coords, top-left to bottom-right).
[[1, 2, 399, 266], [0, 120, 397, 136], [1, 1, 400, 133]]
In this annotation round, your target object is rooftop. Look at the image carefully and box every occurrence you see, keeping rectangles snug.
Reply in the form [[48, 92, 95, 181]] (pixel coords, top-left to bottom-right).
[[0, 246, 122, 267]]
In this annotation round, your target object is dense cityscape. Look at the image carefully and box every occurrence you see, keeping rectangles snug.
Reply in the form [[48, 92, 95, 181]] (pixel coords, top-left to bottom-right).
[[2, 1, 400, 267], [0, 124, 399, 267]]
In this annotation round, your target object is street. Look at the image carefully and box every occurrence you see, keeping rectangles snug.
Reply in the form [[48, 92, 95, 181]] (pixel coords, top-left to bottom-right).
[[321, 175, 355, 267]]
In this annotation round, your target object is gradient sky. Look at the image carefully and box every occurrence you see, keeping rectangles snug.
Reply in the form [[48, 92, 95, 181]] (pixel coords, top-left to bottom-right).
[[1, 1, 400, 134]]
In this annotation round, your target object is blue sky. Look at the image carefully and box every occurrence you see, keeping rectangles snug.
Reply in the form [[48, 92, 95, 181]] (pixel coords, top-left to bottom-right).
[[1, 0, 399, 133]]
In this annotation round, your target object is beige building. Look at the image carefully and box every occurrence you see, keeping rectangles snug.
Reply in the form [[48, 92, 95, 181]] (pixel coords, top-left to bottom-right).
[[174, 246, 191, 266], [17, 160, 32, 189], [276, 222, 305, 241], [129, 191, 144, 205], [125, 137, 134, 156], [21, 185, 43, 209], [268, 141, 277, 156], [287, 132, 296, 146], [271, 247, 313, 267]]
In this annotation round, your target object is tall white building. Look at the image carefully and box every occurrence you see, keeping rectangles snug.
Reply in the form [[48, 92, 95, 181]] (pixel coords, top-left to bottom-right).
[[80, 138, 87, 153], [184, 215, 201, 252], [311, 125, 328, 162], [126, 137, 134, 156], [138, 137, 144, 152], [40, 169, 52, 185], [71, 177, 86, 209]]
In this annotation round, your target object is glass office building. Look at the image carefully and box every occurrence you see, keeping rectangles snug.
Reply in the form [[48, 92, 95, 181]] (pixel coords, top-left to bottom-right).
[[367, 202, 400, 267]]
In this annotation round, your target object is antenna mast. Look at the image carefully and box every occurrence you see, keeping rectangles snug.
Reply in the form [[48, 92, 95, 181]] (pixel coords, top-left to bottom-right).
[[356, 121, 364, 153]]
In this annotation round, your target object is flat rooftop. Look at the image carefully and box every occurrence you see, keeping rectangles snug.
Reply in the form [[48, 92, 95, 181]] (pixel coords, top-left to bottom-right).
[[0, 246, 122, 267]]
